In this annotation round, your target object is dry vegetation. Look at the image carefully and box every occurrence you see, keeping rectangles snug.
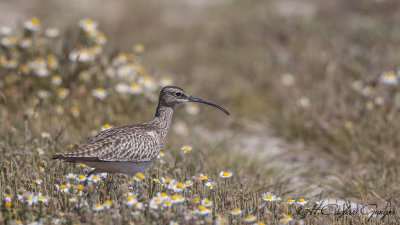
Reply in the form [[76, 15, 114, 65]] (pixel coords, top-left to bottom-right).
[[0, 0, 399, 224]]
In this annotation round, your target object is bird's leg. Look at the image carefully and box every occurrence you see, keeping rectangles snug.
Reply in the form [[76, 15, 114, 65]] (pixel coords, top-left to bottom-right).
[[105, 175, 115, 192], [133, 181, 141, 196], [83, 169, 98, 186]]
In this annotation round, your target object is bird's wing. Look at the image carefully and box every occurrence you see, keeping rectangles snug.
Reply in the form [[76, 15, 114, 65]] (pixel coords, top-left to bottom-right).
[[58, 126, 161, 162]]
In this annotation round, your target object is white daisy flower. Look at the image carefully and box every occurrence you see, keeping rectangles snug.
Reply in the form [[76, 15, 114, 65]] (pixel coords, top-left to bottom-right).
[[36, 147, 44, 156], [0, 26, 12, 36], [195, 205, 211, 216], [297, 198, 307, 206], [1, 36, 16, 47], [41, 132, 50, 138], [88, 174, 100, 183], [199, 173, 208, 180], [124, 194, 137, 206], [26, 193, 38, 205], [78, 18, 98, 32], [244, 214, 257, 223], [219, 171, 233, 178], [160, 76, 173, 87], [51, 75, 63, 86], [115, 83, 130, 94], [24, 17, 40, 31], [37, 90, 50, 99], [93, 203, 104, 211], [35, 66, 49, 77], [92, 88, 108, 100], [297, 96, 310, 108], [58, 88, 70, 99], [101, 124, 112, 131], [230, 208, 242, 216], [170, 194, 185, 204], [201, 198, 213, 207], [37, 194, 48, 204], [129, 83, 143, 94], [157, 151, 165, 158], [57, 184, 69, 193], [261, 192, 276, 202], [103, 200, 112, 209], [286, 199, 295, 205], [45, 27, 60, 38], [133, 43, 145, 54], [133, 172, 145, 182], [205, 181, 217, 190], [66, 173, 76, 180], [184, 180, 193, 187], [19, 38, 32, 48], [76, 174, 87, 182], [379, 71, 398, 85], [180, 145, 192, 153]]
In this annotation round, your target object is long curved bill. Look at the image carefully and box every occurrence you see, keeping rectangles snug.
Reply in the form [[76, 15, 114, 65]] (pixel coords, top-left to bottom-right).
[[188, 96, 230, 115]]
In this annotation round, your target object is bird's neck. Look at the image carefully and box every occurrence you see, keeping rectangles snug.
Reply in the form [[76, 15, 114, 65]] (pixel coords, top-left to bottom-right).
[[152, 105, 174, 137]]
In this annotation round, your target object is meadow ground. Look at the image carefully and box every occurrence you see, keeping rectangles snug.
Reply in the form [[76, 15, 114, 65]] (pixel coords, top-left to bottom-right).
[[0, 0, 399, 224]]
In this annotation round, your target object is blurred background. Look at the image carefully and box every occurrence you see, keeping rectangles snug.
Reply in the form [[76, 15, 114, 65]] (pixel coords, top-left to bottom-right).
[[1, 0, 399, 205]]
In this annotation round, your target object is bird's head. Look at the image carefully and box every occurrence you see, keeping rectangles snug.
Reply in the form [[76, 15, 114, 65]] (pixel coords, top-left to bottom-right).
[[158, 86, 230, 115]]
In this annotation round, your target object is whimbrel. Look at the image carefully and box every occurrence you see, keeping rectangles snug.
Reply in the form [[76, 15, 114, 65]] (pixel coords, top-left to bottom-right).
[[52, 86, 229, 176]]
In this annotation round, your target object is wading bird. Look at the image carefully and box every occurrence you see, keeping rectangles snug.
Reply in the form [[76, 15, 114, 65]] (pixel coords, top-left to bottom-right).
[[53, 86, 229, 176]]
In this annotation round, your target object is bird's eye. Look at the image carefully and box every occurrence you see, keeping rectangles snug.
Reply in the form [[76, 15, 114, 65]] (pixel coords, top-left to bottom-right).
[[175, 92, 182, 97]]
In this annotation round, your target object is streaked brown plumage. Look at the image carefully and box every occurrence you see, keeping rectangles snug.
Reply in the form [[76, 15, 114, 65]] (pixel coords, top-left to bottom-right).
[[53, 86, 229, 176]]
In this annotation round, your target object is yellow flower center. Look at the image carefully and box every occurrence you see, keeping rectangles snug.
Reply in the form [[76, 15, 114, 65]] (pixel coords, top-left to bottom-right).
[[299, 198, 305, 202], [171, 195, 179, 200], [84, 19, 94, 25], [198, 205, 206, 211], [222, 172, 230, 177], [39, 196, 45, 200], [233, 209, 239, 213], [209, 185, 214, 188], [5, 201, 11, 209], [138, 66, 146, 74], [164, 200, 171, 205], [60, 185, 67, 189], [135, 172, 143, 179], [78, 175, 85, 180], [384, 72, 395, 78], [30, 17, 40, 25], [103, 124, 111, 129], [104, 200, 111, 205], [176, 182, 184, 188], [76, 184, 83, 190], [265, 195, 272, 199], [126, 195, 135, 201]]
